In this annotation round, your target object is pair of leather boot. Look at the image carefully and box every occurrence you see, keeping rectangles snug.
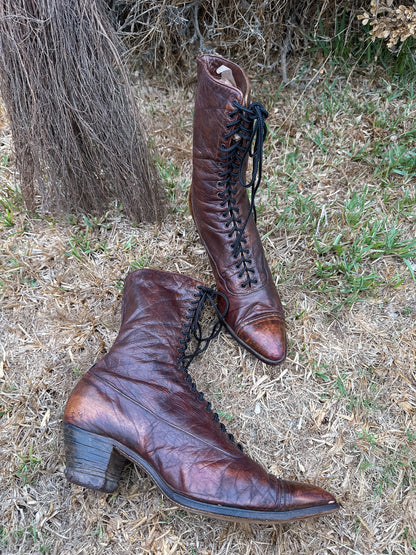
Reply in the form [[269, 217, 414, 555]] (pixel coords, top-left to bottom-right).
[[63, 55, 339, 523]]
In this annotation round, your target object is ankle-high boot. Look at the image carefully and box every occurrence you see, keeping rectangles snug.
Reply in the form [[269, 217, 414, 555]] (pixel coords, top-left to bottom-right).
[[190, 54, 286, 365], [63, 269, 338, 522]]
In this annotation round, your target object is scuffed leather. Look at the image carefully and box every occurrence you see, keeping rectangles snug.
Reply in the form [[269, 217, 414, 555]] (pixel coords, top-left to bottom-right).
[[190, 54, 287, 364], [64, 269, 335, 511]]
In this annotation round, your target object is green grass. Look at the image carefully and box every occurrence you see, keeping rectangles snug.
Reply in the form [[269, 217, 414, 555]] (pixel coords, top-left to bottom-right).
[[0, 185, 23, 228], [269, 180, 415, 308], [266, 64, 416, 310], [123, 235, 154, 271], [348, 131, 416, 185], [15, 444, 42, 486], [65, 231, 108, 261], [216, 409, 234, 421], [63, 215, 111, 261], [123, 234, 138, 251], [130, 250, 150, 270], [352, 428, 415, 498], [402, 528, 416, 550], [271, 184, 321, 233], [314, 216, 416, 272], [0, 207, 13, 227], [312, 360, 330, 382], [155, 154, 191, 214], [2, 525, 51, 553], [157, 158, 181, 204]]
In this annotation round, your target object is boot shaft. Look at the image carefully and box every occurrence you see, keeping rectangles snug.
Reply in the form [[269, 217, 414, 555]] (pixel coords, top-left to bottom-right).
[[114, 269, 203, 366], [191, 55, 267, 291], [193, 54, 250, 171]]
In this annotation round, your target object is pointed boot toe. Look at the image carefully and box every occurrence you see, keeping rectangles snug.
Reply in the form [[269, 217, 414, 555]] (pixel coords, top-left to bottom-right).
[[278, 479, 339, 513], [236, 316, 286, 365]]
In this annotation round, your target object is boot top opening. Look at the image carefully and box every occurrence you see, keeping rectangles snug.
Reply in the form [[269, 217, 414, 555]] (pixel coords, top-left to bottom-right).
[[198, 54, 250, 102]]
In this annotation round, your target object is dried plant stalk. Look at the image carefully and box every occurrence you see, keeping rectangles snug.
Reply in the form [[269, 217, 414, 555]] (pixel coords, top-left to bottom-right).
[[0, 0, 165, 223], [107, 0, 365, 77]]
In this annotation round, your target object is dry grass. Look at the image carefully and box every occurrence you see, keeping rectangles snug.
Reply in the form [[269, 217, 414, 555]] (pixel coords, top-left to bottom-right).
[[1, 61, 415, 554]]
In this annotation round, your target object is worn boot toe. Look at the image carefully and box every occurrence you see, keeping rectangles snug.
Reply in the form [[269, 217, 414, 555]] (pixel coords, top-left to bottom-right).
[[236, 316, 286, 364], [279, 479, 338, 512]]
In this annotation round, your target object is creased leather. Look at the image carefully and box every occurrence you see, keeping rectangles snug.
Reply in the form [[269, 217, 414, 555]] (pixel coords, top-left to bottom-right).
[[64, 269, 336, 512], [190, 54, 287, 364]]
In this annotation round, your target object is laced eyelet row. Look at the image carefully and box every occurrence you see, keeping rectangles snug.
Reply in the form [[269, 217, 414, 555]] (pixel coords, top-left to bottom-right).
[[217, 100, 268, 289], [176, 286, 243, 452]]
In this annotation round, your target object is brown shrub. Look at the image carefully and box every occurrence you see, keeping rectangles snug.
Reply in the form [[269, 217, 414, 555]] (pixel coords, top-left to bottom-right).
[[107, 0, 366, 76], [0, 0, 166, 223], [359, 1, 416, 49]]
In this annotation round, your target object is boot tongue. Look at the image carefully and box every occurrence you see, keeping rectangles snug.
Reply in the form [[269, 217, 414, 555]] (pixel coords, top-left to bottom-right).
[[215, 63, 250, 105], [216, 64, 237, 88]]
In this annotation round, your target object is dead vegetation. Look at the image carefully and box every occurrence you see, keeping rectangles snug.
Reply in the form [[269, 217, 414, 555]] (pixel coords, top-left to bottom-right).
[[107, 0, 365, 77], [359, 1, 416, 49], [0, 0, 165, 223]]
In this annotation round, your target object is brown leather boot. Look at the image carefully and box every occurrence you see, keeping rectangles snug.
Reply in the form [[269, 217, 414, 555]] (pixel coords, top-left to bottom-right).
[[190, 54, 287, 365], [63, 269, 338, 522]]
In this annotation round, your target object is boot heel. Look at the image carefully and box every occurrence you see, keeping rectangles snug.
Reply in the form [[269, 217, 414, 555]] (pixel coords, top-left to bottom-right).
[[63, 422, 126, 493]]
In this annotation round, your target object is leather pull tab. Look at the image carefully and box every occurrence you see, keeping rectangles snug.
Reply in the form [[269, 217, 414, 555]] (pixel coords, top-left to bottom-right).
[[216, 65, 237, 88]]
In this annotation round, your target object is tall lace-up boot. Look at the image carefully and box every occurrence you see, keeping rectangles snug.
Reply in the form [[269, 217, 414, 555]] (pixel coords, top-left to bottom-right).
[[190, 54, 286, 365], [63, 269, 338, 522]]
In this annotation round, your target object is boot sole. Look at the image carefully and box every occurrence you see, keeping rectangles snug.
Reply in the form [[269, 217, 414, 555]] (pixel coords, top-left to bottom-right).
[[63, 421, 339, 523]]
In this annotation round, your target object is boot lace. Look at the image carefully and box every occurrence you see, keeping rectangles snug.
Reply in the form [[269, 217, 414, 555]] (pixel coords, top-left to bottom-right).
[[218, 100, 268, 288], [177, 285, 243, 451]]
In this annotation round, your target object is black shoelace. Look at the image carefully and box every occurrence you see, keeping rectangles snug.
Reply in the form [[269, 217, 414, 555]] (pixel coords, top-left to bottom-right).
[[218, 100, 268, 288], [177, 285, 243, 451]]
